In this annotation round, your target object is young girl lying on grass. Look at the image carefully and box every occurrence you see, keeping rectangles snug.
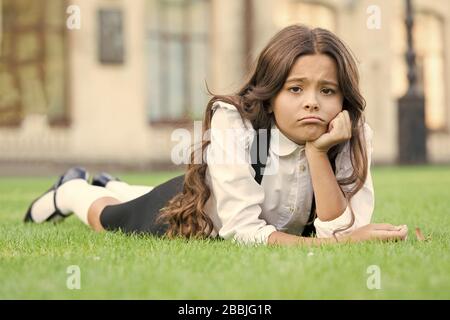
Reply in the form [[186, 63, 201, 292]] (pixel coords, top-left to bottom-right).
[[24, 24, 408, 246]]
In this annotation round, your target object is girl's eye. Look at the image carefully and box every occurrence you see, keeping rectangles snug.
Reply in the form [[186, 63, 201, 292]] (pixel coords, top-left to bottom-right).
[[321, 88, 335, 95], [289, 86, 302, 93]]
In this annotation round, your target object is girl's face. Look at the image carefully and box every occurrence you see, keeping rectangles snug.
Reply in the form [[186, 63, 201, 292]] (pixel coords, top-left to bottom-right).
[[270, 54, 344, 145]]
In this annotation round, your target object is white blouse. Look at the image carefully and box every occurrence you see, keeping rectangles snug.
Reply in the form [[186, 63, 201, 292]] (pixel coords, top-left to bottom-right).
[[203, 101, 374, 245]]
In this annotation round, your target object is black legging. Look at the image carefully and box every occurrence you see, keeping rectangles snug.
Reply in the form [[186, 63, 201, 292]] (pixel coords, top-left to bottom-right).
[[99, 175, 185, 236]]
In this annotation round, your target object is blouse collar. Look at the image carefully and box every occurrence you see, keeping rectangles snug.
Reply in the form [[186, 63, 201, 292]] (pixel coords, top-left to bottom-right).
[[270, 121, 305, 156]]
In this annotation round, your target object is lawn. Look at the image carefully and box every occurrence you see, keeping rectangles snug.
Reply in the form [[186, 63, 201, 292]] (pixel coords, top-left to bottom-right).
[[0, 166, 449, 299]]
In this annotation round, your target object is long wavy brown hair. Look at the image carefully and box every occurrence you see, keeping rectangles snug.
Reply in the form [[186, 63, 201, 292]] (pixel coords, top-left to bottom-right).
[[157, 24, 368, 239]]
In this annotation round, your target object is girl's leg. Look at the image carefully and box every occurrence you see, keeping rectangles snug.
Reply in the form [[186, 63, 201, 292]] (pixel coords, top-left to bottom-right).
[[104, 180, 154, 202], [29, 169, 159, 233], [87, 197, 121, 232], [57, 180, 121, 226], [30, 178, 121, 230], [93, 174, 185, 235]]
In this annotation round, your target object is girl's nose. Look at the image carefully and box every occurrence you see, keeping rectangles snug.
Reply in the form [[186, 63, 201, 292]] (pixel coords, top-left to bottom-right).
[[302, 90, 320, 111], [303, 103, 319, 111]]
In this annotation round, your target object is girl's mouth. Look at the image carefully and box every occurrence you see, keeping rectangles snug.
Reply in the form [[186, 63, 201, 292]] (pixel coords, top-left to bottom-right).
[[299, 118, 324, 124]]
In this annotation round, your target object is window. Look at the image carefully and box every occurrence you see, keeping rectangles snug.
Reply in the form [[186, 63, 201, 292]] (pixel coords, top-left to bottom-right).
[[0, 0, 68, 126], [392, 12, 447, 131], [146, 0, 211, 123]]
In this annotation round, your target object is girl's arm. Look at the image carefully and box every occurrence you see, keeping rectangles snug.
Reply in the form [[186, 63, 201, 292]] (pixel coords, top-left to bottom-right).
[[305, 148, 347, 221], [305, 110, 352, 222], [313, 123, 375, 237], [268, 223, 409, 246]]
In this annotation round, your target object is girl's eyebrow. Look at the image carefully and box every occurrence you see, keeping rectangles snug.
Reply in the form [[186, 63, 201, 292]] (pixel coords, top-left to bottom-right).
[[286, 77, 338, 87]]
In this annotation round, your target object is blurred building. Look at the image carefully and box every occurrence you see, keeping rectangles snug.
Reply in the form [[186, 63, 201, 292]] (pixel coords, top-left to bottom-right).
[[0, 0, 449, 170]]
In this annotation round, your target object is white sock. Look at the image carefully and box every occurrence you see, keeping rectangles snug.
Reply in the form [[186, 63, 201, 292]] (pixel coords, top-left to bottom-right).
[[56, 179, 119, 225], [105, 181, 154, 202], [30, 190, 60, 223], [30, 179, 119, 225]]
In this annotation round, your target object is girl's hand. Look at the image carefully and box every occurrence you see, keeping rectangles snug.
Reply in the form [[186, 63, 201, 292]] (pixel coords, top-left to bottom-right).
[[339, 223, 409, 243], [306, 110, 352, 154]]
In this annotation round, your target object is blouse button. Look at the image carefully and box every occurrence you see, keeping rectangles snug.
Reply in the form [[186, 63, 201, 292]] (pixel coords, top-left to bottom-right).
[[299, 164, 306, 172]]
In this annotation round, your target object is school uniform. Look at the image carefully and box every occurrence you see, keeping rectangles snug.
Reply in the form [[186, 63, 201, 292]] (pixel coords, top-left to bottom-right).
[[100, 101, 374, 245]]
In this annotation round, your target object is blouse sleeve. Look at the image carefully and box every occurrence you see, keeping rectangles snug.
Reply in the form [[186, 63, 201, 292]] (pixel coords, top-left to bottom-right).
[[206, 101, 277, 245], [314, 123, 375, 238]]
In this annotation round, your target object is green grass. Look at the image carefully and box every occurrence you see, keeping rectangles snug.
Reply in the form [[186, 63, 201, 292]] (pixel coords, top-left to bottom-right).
[[0, 167, 449, 299]]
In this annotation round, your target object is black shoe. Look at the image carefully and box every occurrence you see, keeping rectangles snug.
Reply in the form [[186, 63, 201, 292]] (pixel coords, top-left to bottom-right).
[[23, 167, 90, 223], [91, 172, 121, 188]]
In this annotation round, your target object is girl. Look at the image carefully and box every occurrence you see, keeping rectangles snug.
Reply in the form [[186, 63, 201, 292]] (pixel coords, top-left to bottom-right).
[[24, 24, 408, 246]]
